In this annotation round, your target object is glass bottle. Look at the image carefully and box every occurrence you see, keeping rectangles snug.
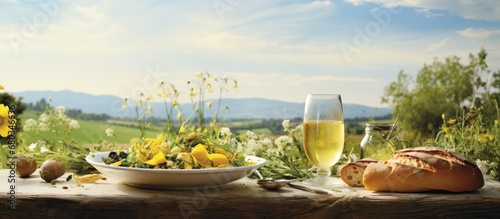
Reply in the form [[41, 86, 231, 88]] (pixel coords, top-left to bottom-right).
[[360, 123, 401, 160]]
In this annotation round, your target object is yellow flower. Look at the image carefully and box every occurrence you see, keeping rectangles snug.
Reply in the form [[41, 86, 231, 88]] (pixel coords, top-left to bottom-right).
[[111, 160, 123, 166], [190, 144, 232, 168], [478, 134, 494, 143], [441, 126, 449, 133], [206, 83, 213, 92], [189, 88, 196, 97], [176, 111, 183, 121], [196, 71, 204, 79], [134, 134, 167, 166], [245, 161, 257, 166], [170, 146, 182, 153], [207, 153, 229, 167], [122, 98, 128, 109], [0, 104, 12, 137], [178, 123, 186, 133], [215, 147, 234, 160], [145, 151, 167, 166], [176, 152, 195, 169], [484, 134, 494, 141], [158, 90, 169, 98], [191, 144, 211, 167], [0, 84, 4, 90], [447, 119, 457, 125]]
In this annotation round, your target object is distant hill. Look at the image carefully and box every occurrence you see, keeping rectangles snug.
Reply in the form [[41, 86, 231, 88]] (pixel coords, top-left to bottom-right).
[[12, 90, 392, 119]]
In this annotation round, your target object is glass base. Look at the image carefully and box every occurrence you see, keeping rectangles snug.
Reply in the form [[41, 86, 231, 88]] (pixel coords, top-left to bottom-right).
[[302, 175, 345, 189]]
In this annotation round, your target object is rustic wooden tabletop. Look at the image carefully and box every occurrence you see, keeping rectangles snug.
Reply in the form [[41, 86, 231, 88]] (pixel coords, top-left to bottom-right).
[[1, 169, 500, 219]]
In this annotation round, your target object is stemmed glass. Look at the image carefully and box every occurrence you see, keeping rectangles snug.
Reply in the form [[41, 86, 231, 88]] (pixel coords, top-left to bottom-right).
[[302, 94, 345, 187]]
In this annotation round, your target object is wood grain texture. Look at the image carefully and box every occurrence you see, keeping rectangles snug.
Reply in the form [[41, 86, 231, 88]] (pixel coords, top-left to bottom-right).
[[1, 169, 499, 219]]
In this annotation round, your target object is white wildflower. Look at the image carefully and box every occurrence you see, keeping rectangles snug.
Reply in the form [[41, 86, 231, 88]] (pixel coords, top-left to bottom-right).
[[230, 138, 238, 149], [28, 143, 37, 151], [40, 146, 49, 153], [55, 106, 65, 117], [275, 135, 293, 148], [39, 113, 49, 123], [220, 127, 231, 137], [349, 154, 358, 162], [282, 119, 290, 131], [68, 119, 80, 130], [36, 140, 47, 151], [23, 118, 37, 132], [106, 128, 115, 137], [245, 130, 257, 140], [243, 139, 257, 155], [38, 122, 50, 132], [290, 124, 303, 136], [259, 138, 273, 149], [274, 135, 293, 156], [476, 159, 490, 174]]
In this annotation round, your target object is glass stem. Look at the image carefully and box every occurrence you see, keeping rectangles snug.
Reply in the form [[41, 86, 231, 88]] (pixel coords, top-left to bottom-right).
[[317, 168, 331, 177]]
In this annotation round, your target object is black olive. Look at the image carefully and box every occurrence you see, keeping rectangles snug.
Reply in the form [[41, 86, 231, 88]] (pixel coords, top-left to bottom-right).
[[119, 151, 128, 159], [108, 151, 118, 160]]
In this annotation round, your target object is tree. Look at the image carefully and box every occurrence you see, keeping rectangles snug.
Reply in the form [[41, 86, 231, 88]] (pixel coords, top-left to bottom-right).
[[479, 70, 500, 119], [0, 92, 26, 145], [33, 98, 48, 111], [382, 49, 490, 143]]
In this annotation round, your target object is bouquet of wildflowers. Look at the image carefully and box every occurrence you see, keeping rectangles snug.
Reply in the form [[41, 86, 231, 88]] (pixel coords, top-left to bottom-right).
[[434, 105, 500, 180], [233, 120, 313, 179], [18, 104, 104, 174]]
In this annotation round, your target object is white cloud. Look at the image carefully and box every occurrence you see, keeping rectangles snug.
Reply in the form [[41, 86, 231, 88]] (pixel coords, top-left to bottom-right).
[[414, 8, 444, 18], [1, 1, 499, 108], [458, 28, 500, 39], [344, 0, 500, 21], [292, 0, 334, 12], [75, 5, 109, 21], [425, 37, 450, 53], [219, 72, 383, 103], [345, 0, 365, 6], [231, 72, 378, 85]]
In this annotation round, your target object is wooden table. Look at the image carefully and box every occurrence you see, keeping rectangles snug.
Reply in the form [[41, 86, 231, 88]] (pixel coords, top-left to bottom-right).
[[1, 169, 500, 219]]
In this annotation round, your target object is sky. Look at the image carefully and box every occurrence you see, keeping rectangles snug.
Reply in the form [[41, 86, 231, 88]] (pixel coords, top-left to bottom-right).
[[1, 0, 499, 108]]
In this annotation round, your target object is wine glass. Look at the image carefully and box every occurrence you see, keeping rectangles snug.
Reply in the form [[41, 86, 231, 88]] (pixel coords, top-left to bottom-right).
[[302, 94, 345, 187]]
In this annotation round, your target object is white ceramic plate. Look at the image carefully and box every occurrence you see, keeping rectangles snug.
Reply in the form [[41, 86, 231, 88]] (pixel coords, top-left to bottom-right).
[[86, 151, 266, 190]]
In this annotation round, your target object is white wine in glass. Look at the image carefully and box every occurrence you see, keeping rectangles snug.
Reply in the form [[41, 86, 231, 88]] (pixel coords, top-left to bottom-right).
[[303, 94, 345, 187]]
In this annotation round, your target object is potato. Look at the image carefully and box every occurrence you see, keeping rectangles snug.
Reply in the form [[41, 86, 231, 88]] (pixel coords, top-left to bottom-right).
[[39, 159, 66, 182], [15, 156, 37, 177]]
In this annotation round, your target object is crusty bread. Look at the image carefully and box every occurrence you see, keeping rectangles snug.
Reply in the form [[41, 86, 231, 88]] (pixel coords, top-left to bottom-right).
[[340, 158, 377, 187], [363, 147, 484, 192]]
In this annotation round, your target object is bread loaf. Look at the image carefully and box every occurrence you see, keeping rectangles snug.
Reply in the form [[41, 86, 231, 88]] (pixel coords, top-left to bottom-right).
[[363, 147, 484, 192], [340, 158, 377, 187]]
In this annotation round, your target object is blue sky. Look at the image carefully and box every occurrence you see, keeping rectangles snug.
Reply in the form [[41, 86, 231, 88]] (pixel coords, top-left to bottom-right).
[[1, 0, 499, 108]]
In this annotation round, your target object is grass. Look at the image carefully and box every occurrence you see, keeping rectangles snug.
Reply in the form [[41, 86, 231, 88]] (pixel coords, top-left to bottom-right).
[[18, 110, 275, 146], [17, 110, 362, 154], [19, 110, 157, 145]]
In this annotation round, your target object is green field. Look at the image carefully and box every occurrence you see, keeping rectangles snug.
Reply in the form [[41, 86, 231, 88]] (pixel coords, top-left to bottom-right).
[[18, 110, 275, 146], [19, 110, 158, 146]]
